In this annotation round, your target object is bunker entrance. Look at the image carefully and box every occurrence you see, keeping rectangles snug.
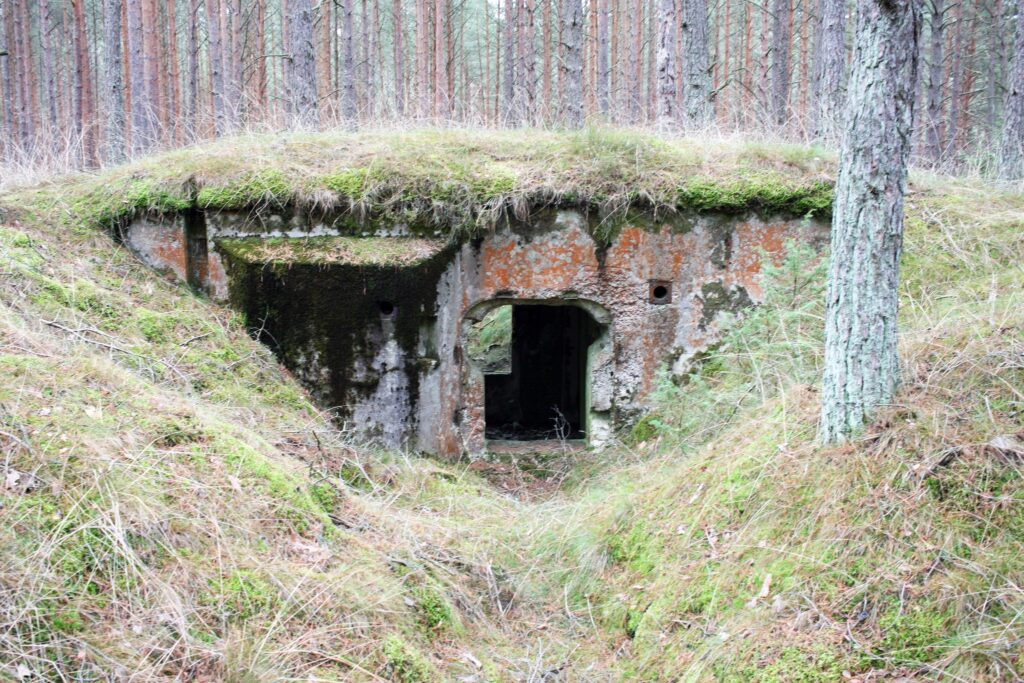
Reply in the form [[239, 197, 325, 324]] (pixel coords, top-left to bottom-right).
[[475, 304, 603, 441]]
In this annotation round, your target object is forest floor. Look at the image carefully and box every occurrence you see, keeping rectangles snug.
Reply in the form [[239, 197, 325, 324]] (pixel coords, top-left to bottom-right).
[[0, 128, 1022, 682]]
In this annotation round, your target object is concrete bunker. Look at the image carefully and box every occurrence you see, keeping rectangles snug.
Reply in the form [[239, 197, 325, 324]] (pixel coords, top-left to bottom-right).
[[465, 300, 610, 445], [122, 201, 829, 458]]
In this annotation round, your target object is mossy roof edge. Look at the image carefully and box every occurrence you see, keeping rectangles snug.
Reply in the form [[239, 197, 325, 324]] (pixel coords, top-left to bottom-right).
[[3, 129, 837, 236]]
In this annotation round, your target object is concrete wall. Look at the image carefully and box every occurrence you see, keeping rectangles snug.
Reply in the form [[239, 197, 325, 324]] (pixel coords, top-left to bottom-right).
[[122, 208, 828, 457]]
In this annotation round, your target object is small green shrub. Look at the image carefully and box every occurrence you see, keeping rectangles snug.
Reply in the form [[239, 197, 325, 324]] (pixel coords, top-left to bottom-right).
[[413, 585, 454, 631], [382, 635, 433, 683]]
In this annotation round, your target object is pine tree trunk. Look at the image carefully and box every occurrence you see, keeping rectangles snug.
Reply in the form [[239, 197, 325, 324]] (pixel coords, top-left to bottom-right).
[[416, 0, 429, 118], [185, 0, 198, 137], [769, 0, 790, 127], [104, 0, 125, 162], [140, 0, 161, 138], [167, 0, 181, 143], [339, 0, 356, 121], [255, 0, 266, 120], [679, 0, 712, 128], [542, 0, 552, 121], [72, 0, 95, 163], [289, 0, 319, 122], [984, 0, 1004, 142], [820, 0, 923, 445], [630, 0, 643, 121], [656, 0, 677, 126], [10, 0, 32, 146], [319, 0, 331, 118], [204, 0, 225, 133], [924, 0, 944, 164], [561, 0, 584, 127], [946, 1, 962, 159], [596, 0, 609, 115], [432, 0, 445, 118], [0, 0, 12, 154], [369, 0, 380, 117], [998, 3, 1024, 180], [393, 0, 405, 116], [811, 0, 845, 140], [502, 0, 515, 123], [38, 0, 58, 135], [523, 0, 536, 122]]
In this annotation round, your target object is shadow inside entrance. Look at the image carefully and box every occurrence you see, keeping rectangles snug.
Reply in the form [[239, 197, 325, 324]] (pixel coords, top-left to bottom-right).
[[484, 305, 603, 441]]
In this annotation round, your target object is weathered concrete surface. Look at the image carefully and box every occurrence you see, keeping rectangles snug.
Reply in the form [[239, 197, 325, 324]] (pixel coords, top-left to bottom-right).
[[418, 211, 827, 456], [122, 207, 827, 456], [124, 216, 189, 283]]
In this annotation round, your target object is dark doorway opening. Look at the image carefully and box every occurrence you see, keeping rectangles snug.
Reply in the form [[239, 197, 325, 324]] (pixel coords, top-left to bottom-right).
[[484, 305, 602, 441]]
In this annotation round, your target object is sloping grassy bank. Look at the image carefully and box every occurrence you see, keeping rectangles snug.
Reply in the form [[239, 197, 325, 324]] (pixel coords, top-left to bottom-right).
[[1, 129, 1022, 681], [0, 139, 599, 679], [531, 179, 1024, 681]]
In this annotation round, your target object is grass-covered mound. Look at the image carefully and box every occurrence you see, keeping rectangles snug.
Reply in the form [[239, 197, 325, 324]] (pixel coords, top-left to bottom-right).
[[17, 127, 834, 239], [1, 129, 1022, 681]]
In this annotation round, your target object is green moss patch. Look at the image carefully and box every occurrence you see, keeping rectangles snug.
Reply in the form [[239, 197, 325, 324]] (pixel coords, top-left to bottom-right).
[[217, 235, 446, 266]]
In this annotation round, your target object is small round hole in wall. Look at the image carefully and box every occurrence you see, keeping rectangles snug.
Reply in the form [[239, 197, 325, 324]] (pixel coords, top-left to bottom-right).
[[379, 301, 396, 317], [649, 281, 672, 305]]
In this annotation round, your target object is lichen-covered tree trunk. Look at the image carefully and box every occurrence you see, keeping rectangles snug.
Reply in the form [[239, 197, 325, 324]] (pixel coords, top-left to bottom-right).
[[679, 0, 712, 128], [811, 0, 846, 140], [820, 0, 923, 445], [561, 0, 584, 128], [288, 0, 319, 122], [998, 5, 1024, 180], [655, 0, 676, 126], [103, 0, 125, 163]]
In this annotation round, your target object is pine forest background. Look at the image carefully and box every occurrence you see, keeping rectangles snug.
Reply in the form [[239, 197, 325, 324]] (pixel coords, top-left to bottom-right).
[[0, 0, 1019, 177]]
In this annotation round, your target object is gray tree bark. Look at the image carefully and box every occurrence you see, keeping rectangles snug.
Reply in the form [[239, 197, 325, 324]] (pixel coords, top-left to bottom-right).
[[126, 0, 150, 149], [998, 4, 1024, 180], [820, 0, 923, 444], [287, 0, 318, 122], [679, 0, 712, 128], [204, 0, 226, 134], [811, 0, 846, 140], [103, 0, 125, 162], [561, 0, 584, 127], [502, 0, 517, 124], [655, 0, 677, 126], [596, 0, 609, 115], [924, 0, 944, 164], [0, 0, 10, 154], [522, 0, 537, 122], [38, 0, 58, 134], [393, 0, 405, 116], [769, 0, 791, 127], [340, 0, 357, 121], [946, 1, 963, 157], [185, 0, 199, 137]]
